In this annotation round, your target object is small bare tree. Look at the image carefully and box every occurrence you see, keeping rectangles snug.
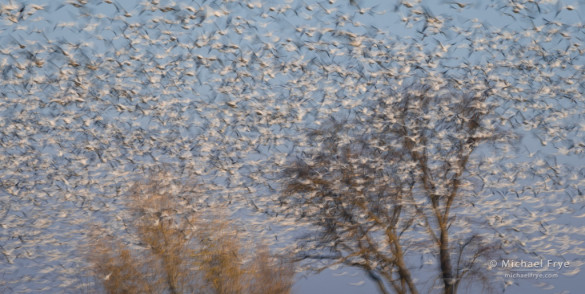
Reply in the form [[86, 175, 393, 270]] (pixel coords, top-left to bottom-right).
[[86, 230, 154, 294], [85, 174, 294, 294], [248, 245, 296, 294]]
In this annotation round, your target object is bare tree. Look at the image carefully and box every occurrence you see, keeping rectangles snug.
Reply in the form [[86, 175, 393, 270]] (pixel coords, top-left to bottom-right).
[[280, 84, 525, 294], [87, 229, 154, 294], [84, 175, 294, 294]]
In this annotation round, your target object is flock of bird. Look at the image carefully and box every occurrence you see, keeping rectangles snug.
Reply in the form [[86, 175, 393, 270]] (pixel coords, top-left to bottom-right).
[[0, 0, 584, 292]]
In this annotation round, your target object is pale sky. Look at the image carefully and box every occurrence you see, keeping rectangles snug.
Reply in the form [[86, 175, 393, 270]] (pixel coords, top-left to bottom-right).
[[1, 0, 584, 293]]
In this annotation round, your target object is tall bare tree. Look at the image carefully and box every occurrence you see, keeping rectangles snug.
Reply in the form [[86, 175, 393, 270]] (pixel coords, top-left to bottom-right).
[[279, 83, 556, 293]]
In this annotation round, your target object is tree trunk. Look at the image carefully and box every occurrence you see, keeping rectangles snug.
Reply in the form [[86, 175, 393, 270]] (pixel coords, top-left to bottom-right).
[[439, 224, 454, 294]]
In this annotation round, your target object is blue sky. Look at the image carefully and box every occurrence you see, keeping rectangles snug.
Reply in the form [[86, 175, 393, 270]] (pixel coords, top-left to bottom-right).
[[1, 0, 584, 293]]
